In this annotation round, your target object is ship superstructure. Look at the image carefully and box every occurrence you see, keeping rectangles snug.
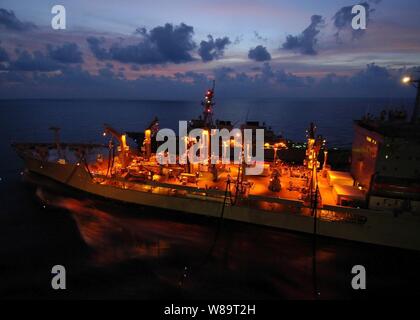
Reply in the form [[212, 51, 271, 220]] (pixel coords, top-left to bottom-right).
[[352, 111, 420, 212]]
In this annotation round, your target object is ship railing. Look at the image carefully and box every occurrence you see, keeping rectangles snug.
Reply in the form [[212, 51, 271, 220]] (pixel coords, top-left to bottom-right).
[[92, 173, 308, 209], [11, 142, 106, 150], [244, 195, 304, 215], [318, 204, 368, 225], [92, 173, 229, 201], [247, 194, 304, 206], [245, 195, 367, 225], [11, 142, 107, 162], [90, 173, 368, 225]]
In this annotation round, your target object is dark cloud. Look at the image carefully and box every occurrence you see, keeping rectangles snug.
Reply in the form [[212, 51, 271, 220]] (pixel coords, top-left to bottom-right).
[[198, 35, 231, 62], [98, 67, 115, 78], [282, 15, 324, 55], [87, 23, 196, 65], [111, 23, 196, 64], [9, 50, 61, 71], [210, 63, 415, 95], [253, 62, 309, 87], [259, 62, 274, 81], [174, 71, 208, 83], [131, 64, 140, 71], [47, 42, 84, 63], [145, 22, 196, 63], [0, 8, 36, 31], [332, 2, 378, 41], [0, 44, 9, 62], [109, 41, 164, 64], [317, 63, 399, 95], [86, 37, 111, 60], [214, 66, 235, 82], [248, 45, 271, 62], [274, 69, 307, 87], [0, 60, 416, 99], [349, 62, 392, 87]]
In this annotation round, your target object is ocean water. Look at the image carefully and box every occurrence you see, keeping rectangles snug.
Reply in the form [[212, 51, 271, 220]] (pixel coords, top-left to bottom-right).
[[0, 97, 413, 146], [0, 98, 419, 299]]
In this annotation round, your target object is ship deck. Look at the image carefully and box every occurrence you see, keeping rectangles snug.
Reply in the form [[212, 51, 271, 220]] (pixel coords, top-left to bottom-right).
[[90, 156, 341, 208]]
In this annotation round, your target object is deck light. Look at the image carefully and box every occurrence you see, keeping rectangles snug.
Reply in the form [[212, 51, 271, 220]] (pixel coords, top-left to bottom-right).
[[402, 76, 411, 84]]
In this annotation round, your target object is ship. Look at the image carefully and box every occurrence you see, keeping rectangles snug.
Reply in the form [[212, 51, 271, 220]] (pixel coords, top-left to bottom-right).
[[12, 80, 420, 251]]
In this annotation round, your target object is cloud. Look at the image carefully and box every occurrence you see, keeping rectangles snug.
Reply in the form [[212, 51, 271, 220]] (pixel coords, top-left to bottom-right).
[[211, 63, 311, 89], [109, 40, 166, 65], [332, 1, 380, 42], [86, 37, 111, 60], [87, 23, 196, 65], [110, 23, 196, 64], [198, 35, 231, 62], [316, 63, 406, 96], [98, 67, 115, 78], [253, 62, 310, 87], [144, 22, 196, 63], [130, 64, 140, 71], [349, 62, 392, 87], [47, 42, 84, 63], [248, 45, 271, 62], [0, 8, 36, 31], [282, 15, 325, 55], [0, 44, 9, 62], [214, 66, 235, 81], [174, 70, 208, 83], [0, 52, 417, 99], [212, 63, 418, 97], [9, 50, 61, 71]]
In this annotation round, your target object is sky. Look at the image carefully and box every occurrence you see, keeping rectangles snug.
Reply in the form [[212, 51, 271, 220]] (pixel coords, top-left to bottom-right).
[[0, 0, 420, 99]]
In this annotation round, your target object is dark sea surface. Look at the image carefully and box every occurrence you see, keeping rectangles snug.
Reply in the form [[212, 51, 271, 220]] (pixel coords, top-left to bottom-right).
[[0, 98, 419, 299]]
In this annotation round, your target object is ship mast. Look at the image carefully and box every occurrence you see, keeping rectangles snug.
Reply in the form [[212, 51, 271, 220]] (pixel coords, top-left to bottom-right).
[[201, 80, 215, 128], [144, 117, 159, 160]]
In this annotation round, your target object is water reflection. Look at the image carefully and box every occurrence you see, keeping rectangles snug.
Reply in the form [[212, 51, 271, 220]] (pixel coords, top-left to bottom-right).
[[36, 187, 211, 265], [35, 187, 238, 294], [33, 186, 420, 299]]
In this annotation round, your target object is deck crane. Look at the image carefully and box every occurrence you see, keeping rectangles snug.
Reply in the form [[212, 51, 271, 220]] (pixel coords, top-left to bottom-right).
[[103, 124, 129, 169]]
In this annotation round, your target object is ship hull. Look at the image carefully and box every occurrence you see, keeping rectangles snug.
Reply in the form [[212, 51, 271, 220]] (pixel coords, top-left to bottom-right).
[[21, 154, 420, 251]]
